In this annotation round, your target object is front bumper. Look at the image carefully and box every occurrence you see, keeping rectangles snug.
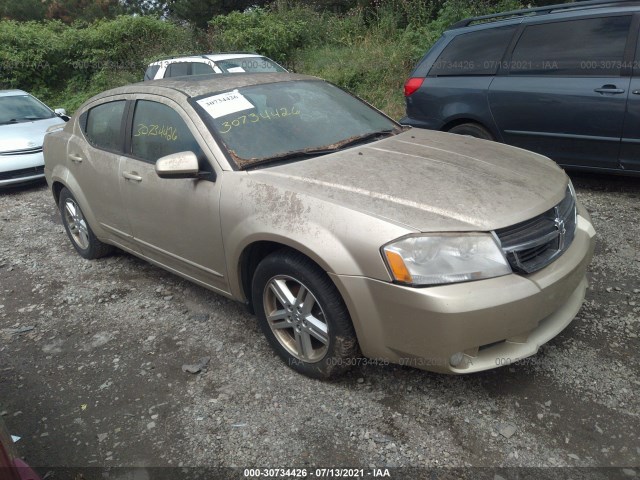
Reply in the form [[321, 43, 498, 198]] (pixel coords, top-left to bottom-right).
[[330, 212, 596, 374], [0, 151, 45, 187]]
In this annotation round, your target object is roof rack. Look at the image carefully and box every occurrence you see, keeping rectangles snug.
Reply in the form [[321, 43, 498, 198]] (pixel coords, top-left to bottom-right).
[[447, 0, 637, 30]]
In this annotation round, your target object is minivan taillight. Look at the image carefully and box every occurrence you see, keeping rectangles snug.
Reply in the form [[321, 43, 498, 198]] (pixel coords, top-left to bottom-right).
[[404, 77, 424, 97]]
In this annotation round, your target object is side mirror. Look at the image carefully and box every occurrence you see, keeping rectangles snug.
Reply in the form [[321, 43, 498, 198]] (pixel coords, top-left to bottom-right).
[[54, 108, 70, 122], [155, 151, 200, 179]]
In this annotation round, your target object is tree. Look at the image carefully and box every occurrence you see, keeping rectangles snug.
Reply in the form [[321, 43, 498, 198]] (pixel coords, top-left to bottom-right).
[[120, 0, 168, 17], [166, 0, 270, 29], [0, 0, 48, 21], [45, 0, 124, 23]]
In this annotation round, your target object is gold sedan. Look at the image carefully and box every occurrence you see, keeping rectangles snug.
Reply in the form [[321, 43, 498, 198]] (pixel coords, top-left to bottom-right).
[[43, 74, 595, 378]]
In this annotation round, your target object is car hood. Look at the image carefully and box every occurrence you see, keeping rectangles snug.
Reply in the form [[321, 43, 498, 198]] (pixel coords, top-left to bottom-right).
[[246, 129, 568, 232], [0, 117, 64, 152]]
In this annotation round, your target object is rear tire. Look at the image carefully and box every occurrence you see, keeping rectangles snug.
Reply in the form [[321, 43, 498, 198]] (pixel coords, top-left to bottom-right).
[[252, 249, 359, 379], [448, 123, 494, 141], [59, 187, 113, 260]]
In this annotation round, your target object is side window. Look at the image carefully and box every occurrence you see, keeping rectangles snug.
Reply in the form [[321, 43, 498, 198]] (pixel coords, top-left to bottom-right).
[[510, 16, 632, 76], [84, 101, 126, 152], [130, 100, 204, 164], [144, 65, 160, 81], [192, 63, 215, 75], [429, 26, 517, 76], [165, 62, 190, 78]]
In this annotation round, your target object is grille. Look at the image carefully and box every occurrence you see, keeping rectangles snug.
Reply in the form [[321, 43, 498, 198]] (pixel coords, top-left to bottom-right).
[[495, 186, 576, 274], [0, 146, 43, 156], [0, 165, 45, 181]]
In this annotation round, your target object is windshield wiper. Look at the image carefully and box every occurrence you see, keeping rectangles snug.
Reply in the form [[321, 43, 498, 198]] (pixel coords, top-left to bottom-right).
[[244, 128, 397, 167], [241, 147, 336, 169], [328, 129, 397, 151], [0, 116, 46, 125], [241, 128, 400, 169]]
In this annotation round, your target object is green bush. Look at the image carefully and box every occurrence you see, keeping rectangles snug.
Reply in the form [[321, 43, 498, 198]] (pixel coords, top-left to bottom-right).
[[0, 16, 197, 112], [0, 0, 525, 117], [0, 20, 67, 93], [208, 6, 322, 65], [295, 0, 523, 119]]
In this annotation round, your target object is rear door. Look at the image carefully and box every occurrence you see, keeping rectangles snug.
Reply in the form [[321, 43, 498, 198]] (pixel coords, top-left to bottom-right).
[[619, 14, 640, 172], [119, 96, 229, 294], [70, 97, 136, 250], [488, 14, 634, 170]]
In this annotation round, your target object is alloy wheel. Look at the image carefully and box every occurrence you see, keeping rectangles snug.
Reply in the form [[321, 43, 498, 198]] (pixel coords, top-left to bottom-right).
[[263, 275, 330, 363], [63, 198, 90, 250]]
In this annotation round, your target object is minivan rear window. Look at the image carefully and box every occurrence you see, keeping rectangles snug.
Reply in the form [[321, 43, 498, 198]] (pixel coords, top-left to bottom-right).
[[429, 26, 517, 77]]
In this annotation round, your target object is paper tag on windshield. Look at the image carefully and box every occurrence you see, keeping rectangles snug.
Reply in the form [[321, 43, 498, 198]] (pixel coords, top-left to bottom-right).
[[227, 67, 245, 73], [197, 90, 253, 119]]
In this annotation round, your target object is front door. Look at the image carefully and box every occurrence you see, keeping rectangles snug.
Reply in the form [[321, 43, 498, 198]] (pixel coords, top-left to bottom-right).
[[119, 98, 229, 294]]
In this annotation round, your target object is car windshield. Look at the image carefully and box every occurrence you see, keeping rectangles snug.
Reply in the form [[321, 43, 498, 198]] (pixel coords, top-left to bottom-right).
[[193, 80, 399, 168], [216, 57, 286, 73], [0, 94, 55, 125]]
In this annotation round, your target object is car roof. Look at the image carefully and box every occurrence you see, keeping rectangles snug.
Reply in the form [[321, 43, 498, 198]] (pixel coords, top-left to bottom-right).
[[204, 53, 263, 61], [149, 53, 264, 66], [0, 89, 28, 97], [88, 73, 320, 104], [446, 0, 640, 33]]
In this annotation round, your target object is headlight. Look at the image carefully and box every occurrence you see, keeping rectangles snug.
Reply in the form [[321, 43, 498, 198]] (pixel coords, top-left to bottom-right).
[[382, 234, 511, 286]]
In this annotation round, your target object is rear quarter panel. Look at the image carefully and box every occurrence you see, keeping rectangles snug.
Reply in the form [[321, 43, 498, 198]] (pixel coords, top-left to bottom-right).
[[405, 76, 500, 138], [43, 124, 72, 190]]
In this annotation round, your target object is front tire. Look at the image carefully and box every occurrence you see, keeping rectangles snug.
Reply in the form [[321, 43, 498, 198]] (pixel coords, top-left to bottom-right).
[[59, 187, 113, 260], [252, 250, 359, 379]]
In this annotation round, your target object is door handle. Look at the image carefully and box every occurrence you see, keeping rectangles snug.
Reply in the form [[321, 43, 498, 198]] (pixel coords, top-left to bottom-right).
[[122, 171, 142, 182], [68, 153, 83, 163], [633, 90, 640, 95], [594, 85, 625, 94]]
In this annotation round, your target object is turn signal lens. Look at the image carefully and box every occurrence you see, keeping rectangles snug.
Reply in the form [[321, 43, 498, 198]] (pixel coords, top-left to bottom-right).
[[384, 250, 413, 283]]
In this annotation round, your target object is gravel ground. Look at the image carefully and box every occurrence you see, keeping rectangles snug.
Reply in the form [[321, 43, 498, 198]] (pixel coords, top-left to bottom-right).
[[0, 173, 638, 473]]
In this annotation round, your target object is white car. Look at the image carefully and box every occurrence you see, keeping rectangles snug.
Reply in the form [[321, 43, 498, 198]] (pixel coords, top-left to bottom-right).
[[0, 90, 67, 187], [143, 53, 287, 81]]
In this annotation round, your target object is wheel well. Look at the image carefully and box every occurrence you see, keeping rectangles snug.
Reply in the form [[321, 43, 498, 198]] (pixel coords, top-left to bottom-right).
[[52, 181, 65, 206], [441, 118, 486, 133], [239, 241, 323, 314]]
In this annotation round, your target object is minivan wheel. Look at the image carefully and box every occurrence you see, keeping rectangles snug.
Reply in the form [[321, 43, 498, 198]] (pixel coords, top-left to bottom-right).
[[59, 187, 113, 260], [448, 123, 494, 141], [252, 250, 359, 379]]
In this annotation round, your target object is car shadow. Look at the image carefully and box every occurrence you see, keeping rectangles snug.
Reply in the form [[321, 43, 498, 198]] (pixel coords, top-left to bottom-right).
[[0, 179, 48, 196], [568, 170, 640, 194]]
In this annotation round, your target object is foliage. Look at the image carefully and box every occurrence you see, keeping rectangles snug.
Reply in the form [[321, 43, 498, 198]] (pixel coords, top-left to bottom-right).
[[46, 0, 123, 24], [167, 0, 273, 29], [208, 6, 325, 65], [0, 16, 197, 111], [0, 0, 125, 23], [0, 0, 528, 116], [0, 0, 47, 21]]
